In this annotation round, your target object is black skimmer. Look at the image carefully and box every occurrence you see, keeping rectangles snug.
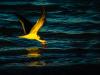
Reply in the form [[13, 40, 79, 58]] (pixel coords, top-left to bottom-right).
[[15, 9, 47, 48]]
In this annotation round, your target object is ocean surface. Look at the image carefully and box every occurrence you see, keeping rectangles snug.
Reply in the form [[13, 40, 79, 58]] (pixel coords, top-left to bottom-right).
[[0, 0, 100, 73]]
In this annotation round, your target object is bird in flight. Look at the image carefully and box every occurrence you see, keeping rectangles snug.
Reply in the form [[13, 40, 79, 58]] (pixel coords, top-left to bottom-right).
[[15, 9, 47, 48]]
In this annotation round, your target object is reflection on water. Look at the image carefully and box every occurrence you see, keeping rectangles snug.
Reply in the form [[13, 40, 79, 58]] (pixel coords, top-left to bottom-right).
[[26, 47, 46, 67], [26, 47, 41, 58], [0, 47, 47, 67], [26, 47, 40, 53], [27, 53, 41, 58], [26, 61, 46, 67], [0, 47, 100, 67]]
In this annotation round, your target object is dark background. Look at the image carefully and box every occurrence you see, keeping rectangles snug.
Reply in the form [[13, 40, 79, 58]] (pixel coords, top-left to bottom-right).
[[0, 0, 100, 75]]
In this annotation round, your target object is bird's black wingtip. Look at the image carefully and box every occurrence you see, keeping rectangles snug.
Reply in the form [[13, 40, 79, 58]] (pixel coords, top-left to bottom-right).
[[40, 6, 46, 15]]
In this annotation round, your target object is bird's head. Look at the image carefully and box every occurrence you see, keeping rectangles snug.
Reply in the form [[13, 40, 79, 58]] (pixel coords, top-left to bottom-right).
[[41, 40, 47, 48]]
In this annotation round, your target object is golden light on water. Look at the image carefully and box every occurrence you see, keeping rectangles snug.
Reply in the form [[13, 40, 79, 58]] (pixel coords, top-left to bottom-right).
[[25, 47, 46, 67], [26, 47, 41, 58], [26, 61, 46, 67], [27, 53, 41, 58], [26, 47, 40, 52]]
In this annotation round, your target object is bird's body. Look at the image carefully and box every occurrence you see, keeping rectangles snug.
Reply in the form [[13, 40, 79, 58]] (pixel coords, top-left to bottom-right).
[[19, 34, 46, 45], [15, 9, 47, 47], [18, 33, 39, 40]]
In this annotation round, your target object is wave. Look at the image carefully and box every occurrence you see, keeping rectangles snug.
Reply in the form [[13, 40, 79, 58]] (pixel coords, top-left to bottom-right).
[[39, 32, 100, 39], [0, 47, 100, 56], [0, 2, 56, 5], [0, 47, 100, 67], [0, 28, 100, 39], [0, 3, 60, 12]]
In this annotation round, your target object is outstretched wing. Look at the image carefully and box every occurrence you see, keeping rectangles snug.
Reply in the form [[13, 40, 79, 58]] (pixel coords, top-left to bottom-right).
[[15, 13, 33, 34], [29, 9, 45, 34]]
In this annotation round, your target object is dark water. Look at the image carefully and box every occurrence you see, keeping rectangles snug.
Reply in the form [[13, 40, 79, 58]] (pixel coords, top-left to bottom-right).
[[0, 0, 100, 73]]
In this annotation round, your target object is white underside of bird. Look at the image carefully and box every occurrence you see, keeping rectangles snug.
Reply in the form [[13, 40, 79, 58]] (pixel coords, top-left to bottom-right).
[[18, 33, 46, 44]]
